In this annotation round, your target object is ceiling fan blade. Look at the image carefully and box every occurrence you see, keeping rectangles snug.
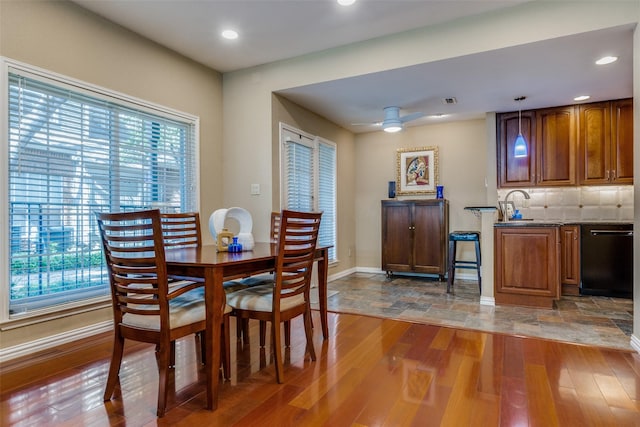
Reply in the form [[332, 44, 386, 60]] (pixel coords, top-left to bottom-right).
[[351, 121, 382, 126], [400, 112, 425, 123]]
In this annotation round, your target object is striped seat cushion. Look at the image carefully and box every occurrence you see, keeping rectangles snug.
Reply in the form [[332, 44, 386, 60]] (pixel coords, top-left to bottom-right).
[[226, 284, 305, 313]]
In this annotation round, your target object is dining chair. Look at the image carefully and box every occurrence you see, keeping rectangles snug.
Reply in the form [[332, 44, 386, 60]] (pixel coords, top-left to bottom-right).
[[235, 211, 281, 340], [97, 209, 217, 417], [159, 211, 232, 380], [226, 210, 321, 383]]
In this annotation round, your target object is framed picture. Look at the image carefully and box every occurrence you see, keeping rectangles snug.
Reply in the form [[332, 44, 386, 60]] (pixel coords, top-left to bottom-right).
[[396, 146, 439, 195]]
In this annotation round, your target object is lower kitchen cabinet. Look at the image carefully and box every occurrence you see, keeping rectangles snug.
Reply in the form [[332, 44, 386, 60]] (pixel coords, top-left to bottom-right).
[[560, 225, 580, 295], [381, 199, 449, 279], [494, 226, 560, 308]]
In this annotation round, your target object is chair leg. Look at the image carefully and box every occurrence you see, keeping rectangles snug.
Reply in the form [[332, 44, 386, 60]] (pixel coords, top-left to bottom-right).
[[304, 309, 316, 361], [259, 320, 267, 347], [103, 332, 125, 401], [156, 338, 171, 417], [475, 240, 482, 292], [284, 320, 291, 347], [272, 319, 284, 383], [447, 240, 456, 293], [221, 314, 231, 380]]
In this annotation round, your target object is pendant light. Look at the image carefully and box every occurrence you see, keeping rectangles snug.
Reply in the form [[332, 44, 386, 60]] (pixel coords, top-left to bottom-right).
[[513, 96, 528, 158]]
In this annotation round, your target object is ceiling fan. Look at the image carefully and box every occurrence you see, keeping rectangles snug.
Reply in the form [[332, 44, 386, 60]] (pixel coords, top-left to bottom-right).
[[353, 106, 425, 133]]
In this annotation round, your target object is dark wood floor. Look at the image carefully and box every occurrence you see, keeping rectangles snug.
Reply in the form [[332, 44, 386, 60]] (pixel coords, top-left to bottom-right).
[[1, 311, 639, 426]]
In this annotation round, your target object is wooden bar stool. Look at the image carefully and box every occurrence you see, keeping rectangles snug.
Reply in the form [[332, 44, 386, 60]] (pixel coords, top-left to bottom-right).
[[447, 231, 481, 293]]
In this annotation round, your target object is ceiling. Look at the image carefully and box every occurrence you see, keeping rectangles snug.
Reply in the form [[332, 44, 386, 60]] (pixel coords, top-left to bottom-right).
[[72, 0, 633, 133]]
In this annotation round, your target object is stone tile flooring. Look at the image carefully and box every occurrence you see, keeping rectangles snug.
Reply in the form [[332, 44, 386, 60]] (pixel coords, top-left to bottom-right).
[[324, 272, 634, 351]]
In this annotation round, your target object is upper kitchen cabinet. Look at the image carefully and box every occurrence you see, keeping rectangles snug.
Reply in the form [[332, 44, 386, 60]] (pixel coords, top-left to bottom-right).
[[497, 106, 575, 188], [498, 98, 633, 188], [497, 110, 536, 187], [579, 98, 633, 185], [536, 106, 577, 186]]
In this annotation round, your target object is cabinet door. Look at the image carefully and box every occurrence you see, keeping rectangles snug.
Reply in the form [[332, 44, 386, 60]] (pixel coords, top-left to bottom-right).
[[497, 111, 536, 188], [611, 98, 633, 183], [413, 202, 445, 274], [560, 225, 580, 295], [494, 227, 560, 308], [536, 106, 576, 186], [579, 101, 611, 184], [381, 202, 413, 271]]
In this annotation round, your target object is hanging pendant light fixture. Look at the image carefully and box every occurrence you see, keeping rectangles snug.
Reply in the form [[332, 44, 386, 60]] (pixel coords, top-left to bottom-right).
[[513, 96, 528, 158]]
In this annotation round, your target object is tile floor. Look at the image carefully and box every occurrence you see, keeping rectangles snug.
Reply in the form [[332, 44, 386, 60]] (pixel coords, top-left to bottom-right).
[[324, 272, 634, 351]]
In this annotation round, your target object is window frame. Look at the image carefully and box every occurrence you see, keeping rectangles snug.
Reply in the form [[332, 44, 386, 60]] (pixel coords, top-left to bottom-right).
[[0, 57, 200, 323], [279, 123, 337, 262]]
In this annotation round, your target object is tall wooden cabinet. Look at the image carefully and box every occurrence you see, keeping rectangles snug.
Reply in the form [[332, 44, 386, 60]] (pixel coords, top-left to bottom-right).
[[381, 199, 449, 279]]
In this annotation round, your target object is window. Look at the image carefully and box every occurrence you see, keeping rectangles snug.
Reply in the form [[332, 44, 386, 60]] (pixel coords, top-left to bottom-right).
[[1, 59, 198, 318], [281, 125, 337, 261]]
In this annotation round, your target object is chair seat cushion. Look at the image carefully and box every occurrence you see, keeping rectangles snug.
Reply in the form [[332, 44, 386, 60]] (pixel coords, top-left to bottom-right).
[[449, 231, 480, 241], [123, 288, 231, 330], [239, 273, 275, 287], [226, 284, 304, 313]]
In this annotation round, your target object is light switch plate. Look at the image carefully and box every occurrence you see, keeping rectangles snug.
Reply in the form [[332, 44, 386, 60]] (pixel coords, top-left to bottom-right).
[[250, 183, 260, 195]]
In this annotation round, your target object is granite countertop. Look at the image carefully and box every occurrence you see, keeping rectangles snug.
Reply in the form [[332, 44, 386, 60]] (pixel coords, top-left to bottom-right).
[[494, 219, 632, 227]]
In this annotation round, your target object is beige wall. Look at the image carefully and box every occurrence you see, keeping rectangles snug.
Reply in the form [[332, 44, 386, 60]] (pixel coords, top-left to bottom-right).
[[0, 0, 223, 349], [354, 119, 488, 268]]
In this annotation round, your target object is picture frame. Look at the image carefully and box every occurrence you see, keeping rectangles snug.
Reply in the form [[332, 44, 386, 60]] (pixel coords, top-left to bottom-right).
[[396, 146, 439, 196]]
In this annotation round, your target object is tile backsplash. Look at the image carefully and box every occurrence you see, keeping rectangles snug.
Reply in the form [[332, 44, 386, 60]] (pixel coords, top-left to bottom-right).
[[497, 186, 634, 222]]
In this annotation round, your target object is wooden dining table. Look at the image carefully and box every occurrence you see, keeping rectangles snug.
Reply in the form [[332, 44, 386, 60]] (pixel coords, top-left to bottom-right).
[[164, 242, 331, 411]]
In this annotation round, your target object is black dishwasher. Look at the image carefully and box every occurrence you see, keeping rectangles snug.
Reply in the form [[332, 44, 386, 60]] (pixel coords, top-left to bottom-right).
[[580, 223, 633, 298]]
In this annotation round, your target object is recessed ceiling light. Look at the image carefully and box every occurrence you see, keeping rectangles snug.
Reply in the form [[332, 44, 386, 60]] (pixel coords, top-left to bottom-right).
[[430, 114, 448, 119], [574, 95, 591, 101], [595, 56, 618, 65], [337, 0, 356, 5], [221, 29, 238, 40]]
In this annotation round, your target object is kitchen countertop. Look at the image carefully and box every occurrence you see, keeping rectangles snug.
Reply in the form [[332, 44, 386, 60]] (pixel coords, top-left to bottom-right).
[[494, 220, 632, 227]]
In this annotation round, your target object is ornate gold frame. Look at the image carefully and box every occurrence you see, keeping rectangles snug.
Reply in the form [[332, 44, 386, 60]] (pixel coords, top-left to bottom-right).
[[396, 146, 439, 196]]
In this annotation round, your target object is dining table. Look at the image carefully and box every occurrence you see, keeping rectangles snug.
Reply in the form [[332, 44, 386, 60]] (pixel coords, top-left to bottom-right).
[[164, 241, 331, 411]]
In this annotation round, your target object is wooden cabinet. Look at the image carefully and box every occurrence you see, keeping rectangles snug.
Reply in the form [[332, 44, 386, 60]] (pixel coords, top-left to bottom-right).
[[497, 106, 576, 188], [498, 98, 632, 188], [494, 226, 560, 308], [536, 106, 577, 186], [579, 99, 633, 184], [381, 199, 449, 279], [497, 110, 536, 187], [560, 225, 580, 296]]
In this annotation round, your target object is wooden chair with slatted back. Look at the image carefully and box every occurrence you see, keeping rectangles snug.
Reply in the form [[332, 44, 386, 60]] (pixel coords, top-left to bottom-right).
[[226, 210, 321, 383], [97, 209, 210, 417], [235, 211, 281, 341], [159, 211, 231, 380]]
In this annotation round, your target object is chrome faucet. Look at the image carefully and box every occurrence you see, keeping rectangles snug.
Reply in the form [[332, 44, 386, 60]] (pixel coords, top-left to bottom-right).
[[498, 189, 531, 221]]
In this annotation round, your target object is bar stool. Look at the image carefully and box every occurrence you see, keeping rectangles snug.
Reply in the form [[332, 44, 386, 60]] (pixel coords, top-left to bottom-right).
[[447, 231, 481, 293]]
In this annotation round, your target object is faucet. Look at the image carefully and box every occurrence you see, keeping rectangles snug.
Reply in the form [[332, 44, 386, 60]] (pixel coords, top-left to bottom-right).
[[499, 189, 531, 221]]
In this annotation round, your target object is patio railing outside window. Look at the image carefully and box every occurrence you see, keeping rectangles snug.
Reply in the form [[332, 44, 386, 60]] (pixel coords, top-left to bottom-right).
[[3, 59, 198, 317]]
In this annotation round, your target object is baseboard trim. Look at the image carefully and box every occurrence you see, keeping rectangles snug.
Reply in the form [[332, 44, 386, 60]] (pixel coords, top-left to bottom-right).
[[0, 321, 113, 364], [631, 334, 640, 354], [480, 296, 495, 306]]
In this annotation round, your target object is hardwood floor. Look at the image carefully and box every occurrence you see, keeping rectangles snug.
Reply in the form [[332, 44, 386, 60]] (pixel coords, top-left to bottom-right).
[[1, 311, 639, 426]]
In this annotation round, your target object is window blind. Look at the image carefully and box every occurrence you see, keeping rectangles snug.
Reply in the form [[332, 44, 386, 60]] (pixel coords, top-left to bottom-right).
[[282, 127, 336, 261], [6, 65, 197, 315]]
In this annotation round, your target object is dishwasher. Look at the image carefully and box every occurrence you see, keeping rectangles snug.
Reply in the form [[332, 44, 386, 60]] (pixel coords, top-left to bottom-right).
[[580, 223, 633, 298]]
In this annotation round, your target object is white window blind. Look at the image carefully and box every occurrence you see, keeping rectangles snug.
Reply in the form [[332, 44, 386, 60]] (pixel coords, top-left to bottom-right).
[[4, 61, 198, 316], [282, 127, 336, 261]]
